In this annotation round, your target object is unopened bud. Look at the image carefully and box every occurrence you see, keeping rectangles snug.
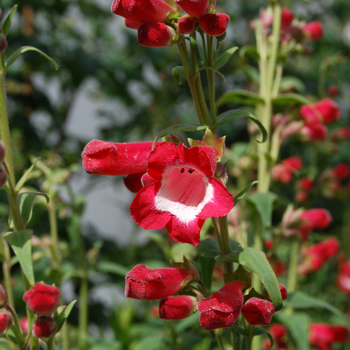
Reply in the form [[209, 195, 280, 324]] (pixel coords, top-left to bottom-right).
[[32, 316, 57, 338], [0, 166, 7, 188], [0, 284, 8, 307], [19, 317, 29, 334], [0, 34, 7, 53], [0, 310, 13, 334]]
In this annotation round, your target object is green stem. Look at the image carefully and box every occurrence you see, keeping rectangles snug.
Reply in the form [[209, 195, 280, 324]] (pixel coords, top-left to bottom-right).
[[79, 274, 88, 350], [214, 329, 225, 350], [218, 216, 233, 274], [206, 35, 217, 126], [6, 304, 25, 349], [1, 235, 14, 307], [47, 199, 61, 272], [272, 63, 283, 98], [287, 239, 300, 294], [47, 337, 55, 350], [177, 43, 205, 126], [247, 326, 254, 350]]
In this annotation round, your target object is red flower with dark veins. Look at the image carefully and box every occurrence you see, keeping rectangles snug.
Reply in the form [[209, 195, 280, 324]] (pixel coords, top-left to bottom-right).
[[130, 142, 234, 246]]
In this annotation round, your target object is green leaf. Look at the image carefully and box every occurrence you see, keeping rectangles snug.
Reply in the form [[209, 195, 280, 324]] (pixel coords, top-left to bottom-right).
[[217, 90, 264, 107], [196, 238, 221, 258], [5, 46, 58, 71], [15, 158, 40, 193], [172, 66, 187, 85], [215, 46, 239, 70], [5, 230, 35, 286], [216, 247, 283, 311], [215, 109, 267, 143], [55, 300, 77, 332], [246, 192, 278, 229], [272, 93, 310, 106], [239, 45, 260, 60], [279, 77, 305, 93], [275, 312, 310, 350], [153, 124, 208, 148], [96, 261, 129, 277], [254, 327, 274, 348], [200, 66, 225, 81], [283, 291, 350, 326], [12, 192, 50, 227], [234, 181, 259, 204], [2, 5, 18, 36], [198, 255, 215, 292], [229, 324, 247, 336]]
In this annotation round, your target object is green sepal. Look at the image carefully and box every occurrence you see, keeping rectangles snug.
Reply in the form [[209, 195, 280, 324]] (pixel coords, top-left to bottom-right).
[[2, 5, 17, 36], [55, 300, 77, 333]]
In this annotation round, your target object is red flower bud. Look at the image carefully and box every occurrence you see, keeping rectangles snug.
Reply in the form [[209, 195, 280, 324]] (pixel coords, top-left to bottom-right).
[[23, 282, 60, 314], [0, 310, 13, 334], [125, 19, 141, 29], [32, 316, 57, 338], [271, 164, 292, 183], [0, 140, 5, 163], [197, 281, 243, 330], [309, 323, 349, 350], [303, 21, 323, 41], [300, 209, 332, 240], [301, 122, 327, 141], [159, 295, 197, 320], [301, 98, 340, 125], [123, 172, 144, 193], [267, 284, 288, 302], [330, 127, 350, 141], [281, 8, 294, 31], [178, 16, 196, 34], [299, 177, 314, 191], [0, 284, 8, 308], [337, 262, 350, 294], [242, 298, 275, 326], [19, 317, 29, 334], [175, 0, 209, 18], [138, 22, 177, 48], [125, 264, 196, 300], [198, 13, 230, 37], [332, 163, 350, 180], [268, 323, 288, 349], [112, 0, 179, 24], [82, 140, 156, 176], [282, 156, 302, 172], [327, 85, 339, 97]]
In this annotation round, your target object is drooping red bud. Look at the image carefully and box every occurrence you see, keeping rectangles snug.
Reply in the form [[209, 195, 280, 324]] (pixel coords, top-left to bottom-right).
[[111, 0, 179, 24], [82, 140, 156, 176], [125, 19, 141, 29], [282, 156, 302, 172], [242, 297, 275, 326], [299, 177, 314, 191], [138, 22, 177, 47], [267, 284, 288, 302], [175, 0, 209, 18], [19, 317, 29, 334], [281, 8, 294, 31], [303, 21, 323, 41], [300, 98, 340, 125], [159, 295, 197, 320], [125, 264, 196, 300], [198, 13, 230, 36], [178, 16, 196, 34], [332, 163, 350, 180], [23, 282, 60, 314], [327, 85, 339, 97], [197, 281, 243, 330], [123, 172, 145, 193], [0, 310, 13, 334], [32, 316, 57, 338]]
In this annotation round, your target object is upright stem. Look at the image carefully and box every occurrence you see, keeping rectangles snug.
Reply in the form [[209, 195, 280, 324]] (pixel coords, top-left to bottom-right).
[[206, 35, 217, 126], [218, 216, 233, 275], [287, 239, 300, 294], [78, 275, 88, 350], [1, 235, 14, 307]]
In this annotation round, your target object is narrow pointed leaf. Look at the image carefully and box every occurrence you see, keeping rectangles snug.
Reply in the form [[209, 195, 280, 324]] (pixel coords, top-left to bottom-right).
[[246, 192, 278, 229], [153, 124, 208, 148], [196, 238, 221, 258], [2, 5, 18, 36], [215, 46, 239, 70], [216, 247, 283, 311], [239, 45, 260, 60], [15, 158, 41, 192], [217, 90, 264, 107], [275, 312, 310, 350], [198, 255, 216, 292], [283, 291, 350, 325], [55, 300, 77, 332], [96, 261, 129, 277], [272, 93, 310, 106], [234, 181, 258, 204], [254, 327, 274, 348], [5, 46, 58, 71], [215, 109, 267, 143], [5, 230, 35, 286]]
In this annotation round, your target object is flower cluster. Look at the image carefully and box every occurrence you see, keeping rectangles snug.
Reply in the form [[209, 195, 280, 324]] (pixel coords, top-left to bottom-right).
[[271, 156, 302, 183], [299, 237, 340, 275], [111, 0, 230, 47], [23, 283, 60, 339], [309, 323, 349, 350], [263, 323, 288, 349], [337, 262, 350, 294]]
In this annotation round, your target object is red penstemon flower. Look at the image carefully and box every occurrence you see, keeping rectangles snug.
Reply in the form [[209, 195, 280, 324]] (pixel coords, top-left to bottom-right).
[[197, 281, 243, 330], [299, 208, 332, 240], [0, 310, 13, 334], [309, 323, 349, 350], [332, 163, 350, 180], [138, 22, 177, 47], [198, 13, 230, 36], [159, 295, 197, 320], [111, 0, 179, 25], [176, 0, 209, 18], [337, 262, 350, 293], [242, 297, 275, 326], [130, 142, 234, 246], [125, 264, 196, 300], [302, 21, 323, 41], [32, 316, 57, 339], [300, 98, 340, 125]]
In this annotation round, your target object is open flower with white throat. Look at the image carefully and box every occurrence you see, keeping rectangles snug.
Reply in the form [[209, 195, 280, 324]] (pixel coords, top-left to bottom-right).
[[130, 142, 234, 246]]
